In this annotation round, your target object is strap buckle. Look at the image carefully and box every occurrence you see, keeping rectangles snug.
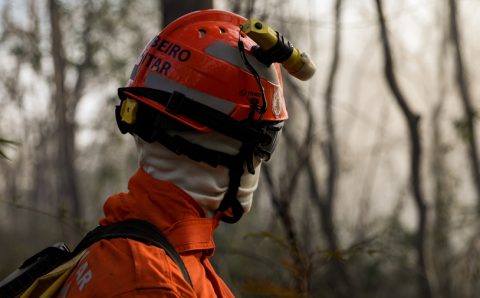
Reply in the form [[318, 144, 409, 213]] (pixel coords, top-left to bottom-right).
[[166, 91, 186, 114]]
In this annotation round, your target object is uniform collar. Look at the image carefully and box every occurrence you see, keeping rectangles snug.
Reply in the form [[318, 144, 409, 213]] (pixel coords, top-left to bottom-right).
[[100, 168, 219, 255]]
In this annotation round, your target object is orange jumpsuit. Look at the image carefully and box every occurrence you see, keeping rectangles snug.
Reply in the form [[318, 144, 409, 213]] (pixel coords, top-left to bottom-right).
[[57, 169, 234, 297]]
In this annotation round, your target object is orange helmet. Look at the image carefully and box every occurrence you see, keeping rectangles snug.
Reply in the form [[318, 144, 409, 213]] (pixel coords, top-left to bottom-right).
[[121, 9, 286, 125], [116, 10, 288, 223]]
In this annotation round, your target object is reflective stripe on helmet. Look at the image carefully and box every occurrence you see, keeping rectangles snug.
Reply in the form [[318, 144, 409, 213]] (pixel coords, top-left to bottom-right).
[[130, 64, 140, 80], [144, 71, 236, 115], [205, 41, 279, 85]]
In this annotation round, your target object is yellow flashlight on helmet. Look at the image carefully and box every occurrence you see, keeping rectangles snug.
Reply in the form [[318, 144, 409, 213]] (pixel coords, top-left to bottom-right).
[[241, 19, 316, 81]]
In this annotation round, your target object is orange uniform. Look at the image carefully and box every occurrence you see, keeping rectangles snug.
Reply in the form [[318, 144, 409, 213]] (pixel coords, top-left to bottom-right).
[[57, 169, 234, 297]]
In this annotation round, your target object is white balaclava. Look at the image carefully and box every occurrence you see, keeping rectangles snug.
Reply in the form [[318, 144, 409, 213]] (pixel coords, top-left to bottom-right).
[[134, 131, 262, 214]]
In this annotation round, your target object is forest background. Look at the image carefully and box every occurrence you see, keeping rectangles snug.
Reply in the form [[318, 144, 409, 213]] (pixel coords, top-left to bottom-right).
[[1, 0, 480, 297]]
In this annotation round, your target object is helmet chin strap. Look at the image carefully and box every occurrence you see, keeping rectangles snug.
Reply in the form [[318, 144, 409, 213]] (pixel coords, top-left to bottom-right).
[[154, 130, 256, 223], [215, 142, 256, 223]]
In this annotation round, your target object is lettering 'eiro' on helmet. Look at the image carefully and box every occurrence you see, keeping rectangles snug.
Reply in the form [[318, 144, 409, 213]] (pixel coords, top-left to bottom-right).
[[125, 9, 288, 132]]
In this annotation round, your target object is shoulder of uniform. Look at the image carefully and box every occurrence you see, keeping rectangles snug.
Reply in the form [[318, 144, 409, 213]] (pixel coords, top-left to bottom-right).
[[90, 238, 194, 293], [59, 238, 183, 297]]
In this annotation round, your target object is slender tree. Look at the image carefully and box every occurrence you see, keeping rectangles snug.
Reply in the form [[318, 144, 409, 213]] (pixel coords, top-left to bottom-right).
[[161, 0, 213, 27], [374, 1, 432, 297], [430, 2, 453, 297], [447, 0, 480, 214], [49, 0, 82, 233], [308, 0, 355, 296]]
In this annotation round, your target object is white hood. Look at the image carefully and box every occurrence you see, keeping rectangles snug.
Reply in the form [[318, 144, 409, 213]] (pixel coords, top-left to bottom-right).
[[134, 131, 261, 214]]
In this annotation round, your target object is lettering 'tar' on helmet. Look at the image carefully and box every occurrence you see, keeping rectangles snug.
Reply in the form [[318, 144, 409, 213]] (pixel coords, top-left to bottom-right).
[[124, 9, 288, 132]]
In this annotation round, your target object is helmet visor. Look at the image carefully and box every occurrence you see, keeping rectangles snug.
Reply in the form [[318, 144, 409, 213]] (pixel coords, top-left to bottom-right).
[[254, 121, 283, 161]]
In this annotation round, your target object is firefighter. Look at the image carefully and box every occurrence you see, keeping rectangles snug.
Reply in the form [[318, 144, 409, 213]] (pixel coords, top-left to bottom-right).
[[59, 9, 292, 297]]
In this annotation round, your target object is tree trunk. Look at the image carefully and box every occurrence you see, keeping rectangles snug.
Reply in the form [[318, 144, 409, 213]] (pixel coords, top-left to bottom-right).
[[48, 0, 82, 233], [161, 0, 213, 27], [374, 1, 432, 297], [447, 0, 480, 215], [315, 0, 355, 296], [430, 3, 453, 297]]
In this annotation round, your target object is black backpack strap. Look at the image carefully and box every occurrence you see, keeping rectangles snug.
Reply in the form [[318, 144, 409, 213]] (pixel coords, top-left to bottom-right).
[[0, 243, 71, 298], [73, 219, 193, 287]]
